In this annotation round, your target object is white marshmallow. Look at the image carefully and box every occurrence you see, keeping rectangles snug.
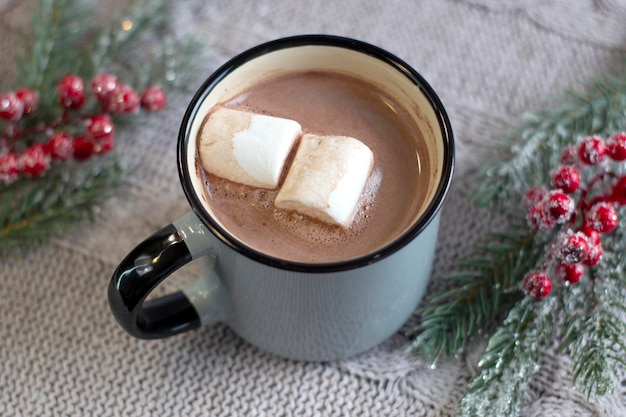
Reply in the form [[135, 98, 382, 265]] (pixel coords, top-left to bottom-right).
[[275, 134, 374, 228], [198, 107, 302, 189]]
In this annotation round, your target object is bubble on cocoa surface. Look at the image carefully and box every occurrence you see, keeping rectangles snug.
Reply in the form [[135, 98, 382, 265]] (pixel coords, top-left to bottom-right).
[[211, 176, 239, 198], [251, 188, 273, 208], [288, 211, 304, 223], [356, 203, 373, 220], [237, 103, 270, 116], [272, 208, 287, 223]]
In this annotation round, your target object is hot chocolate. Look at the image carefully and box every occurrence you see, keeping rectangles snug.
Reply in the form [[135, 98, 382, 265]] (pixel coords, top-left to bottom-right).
[[197, 70, 431, 263]]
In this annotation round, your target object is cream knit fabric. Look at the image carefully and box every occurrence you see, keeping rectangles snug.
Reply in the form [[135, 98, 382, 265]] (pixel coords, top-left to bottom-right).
[[2, 0, 626, 415]]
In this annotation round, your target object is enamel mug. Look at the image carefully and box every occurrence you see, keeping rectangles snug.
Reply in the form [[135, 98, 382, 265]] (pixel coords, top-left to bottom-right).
[[108, 35, 454, 361]]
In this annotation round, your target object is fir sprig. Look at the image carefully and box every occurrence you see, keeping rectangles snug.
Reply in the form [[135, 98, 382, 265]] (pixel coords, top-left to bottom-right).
[[87, 0, 202, 90], [411, 59, 626, 414], [1, 0, 203, 250], [458, 297, 556, 417], [89, 0, 171, 71], [408, 220, 545, 363], [14, 0, 93, 119], [0, 161, 124, 249], [14, 0, 200, 118], [559, 212, 626, 398], [473, 73, 626, 212]]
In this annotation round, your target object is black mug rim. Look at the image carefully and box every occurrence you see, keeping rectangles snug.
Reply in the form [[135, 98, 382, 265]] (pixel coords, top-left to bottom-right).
[[178, 34, 454, 273]]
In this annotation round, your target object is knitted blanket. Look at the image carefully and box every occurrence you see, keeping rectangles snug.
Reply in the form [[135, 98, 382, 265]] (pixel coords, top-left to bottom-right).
[[2, 0, 626, 415]]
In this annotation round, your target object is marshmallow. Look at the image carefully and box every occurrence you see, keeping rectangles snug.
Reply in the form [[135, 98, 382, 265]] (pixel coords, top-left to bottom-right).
[[198, 107, 302, 189], [275, 134, 374, 228]]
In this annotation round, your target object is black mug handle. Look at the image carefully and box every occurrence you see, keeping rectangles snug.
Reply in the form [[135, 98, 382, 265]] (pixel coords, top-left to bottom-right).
[[108, 221, 203, 339]]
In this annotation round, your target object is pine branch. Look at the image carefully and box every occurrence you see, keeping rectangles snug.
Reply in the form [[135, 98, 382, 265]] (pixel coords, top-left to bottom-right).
[[0, 159, 124, 249], [409, 40, 626, 414], [13, 0, 202, 122], [558, 211, 626, 398], [87, 0, 203, 91], [87, 0, 168, 77], [408, 218, 547, 363], [456, 297, 556, 417], [15, 0, 93, 120], [0, 0, 205, 249], [473, 71, 626, 212]]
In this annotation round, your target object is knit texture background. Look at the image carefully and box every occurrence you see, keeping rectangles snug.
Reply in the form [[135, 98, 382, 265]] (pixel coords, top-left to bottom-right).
[[2, 0, 626, 415]]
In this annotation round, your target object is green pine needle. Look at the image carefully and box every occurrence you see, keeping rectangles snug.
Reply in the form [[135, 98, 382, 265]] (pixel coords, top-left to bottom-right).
[[411, 51, 626, 416], [14, 0, 93, 119], [86, 0, 202, 90], [473, 72, 626, 212], [457, 297, 556, 417], [408, 219, 546, 363], [0, 0, 204, 249], [558, 214, 626, 399], [0, 160, 124, 250], [11, 0, 202, 123]]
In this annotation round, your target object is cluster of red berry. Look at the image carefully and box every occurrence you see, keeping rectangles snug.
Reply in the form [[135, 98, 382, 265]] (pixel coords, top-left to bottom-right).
[[0, 73, 166, 183], [521, 133, 626, 299]]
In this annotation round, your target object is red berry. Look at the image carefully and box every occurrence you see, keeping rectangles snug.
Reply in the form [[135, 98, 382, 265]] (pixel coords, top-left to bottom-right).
[[543, 190, 575, 224], [551, 166, 581, 194], [103, 83, 139, 114], [522, 271, 553, 299], [587, 201, 618, 233], [91, 73, 118, 101], [523, 186, 547, 209], [583, 241, 604, 267], [140, 85, 166, 112], [560, 145, 578, 165], [57, 74, 86, 109], [15, 88, 39, 115], [560, 232, 589, 264], [47, 133, 73, 159], [87, 115, 115, 141], [73, 136, 95, 160], [95, 135, 115, 155], [0, 92, 25, 121], [555, 262, 585, 284], [19, 143, 51, 177], [580, 225, 601, 246], [606, 132, 626, 161], [527, 201, 555, 231], [612, 176, 626, 205], [578, 136, 606, 165], [0, 152, 19, 183]]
